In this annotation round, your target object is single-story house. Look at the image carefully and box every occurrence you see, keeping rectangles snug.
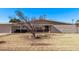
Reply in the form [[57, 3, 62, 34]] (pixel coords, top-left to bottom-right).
[[0, 23, 12, 33], [0, 19, 79, 33]]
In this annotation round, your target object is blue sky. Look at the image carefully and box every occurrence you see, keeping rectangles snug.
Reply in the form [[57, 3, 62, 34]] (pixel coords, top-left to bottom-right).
[[0, 8, 79, 23]]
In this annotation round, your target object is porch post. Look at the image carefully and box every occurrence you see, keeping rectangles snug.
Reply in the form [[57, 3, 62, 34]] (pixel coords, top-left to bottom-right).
[[20, 26, 22, 33], [49, 26, 51, 33]]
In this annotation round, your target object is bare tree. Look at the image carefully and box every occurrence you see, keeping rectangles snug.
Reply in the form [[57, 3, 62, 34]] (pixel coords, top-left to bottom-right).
[[39, 14, 47, 20], [15, 10, 37, 38]]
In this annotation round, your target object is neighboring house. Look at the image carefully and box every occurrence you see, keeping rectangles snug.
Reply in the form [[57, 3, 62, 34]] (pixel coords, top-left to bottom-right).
[[0, 23, 12, 33], [0, 19, 78, 33]]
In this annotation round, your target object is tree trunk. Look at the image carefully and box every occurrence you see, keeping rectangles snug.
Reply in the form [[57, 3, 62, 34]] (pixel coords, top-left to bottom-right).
[[32, 31, 36, 38]]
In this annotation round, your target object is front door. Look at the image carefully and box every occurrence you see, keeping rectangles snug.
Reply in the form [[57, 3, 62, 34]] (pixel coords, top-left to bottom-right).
[[44, 26, 49, 32]]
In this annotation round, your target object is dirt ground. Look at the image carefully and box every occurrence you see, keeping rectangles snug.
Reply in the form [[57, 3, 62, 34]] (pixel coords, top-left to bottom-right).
[[0, 33, 79, 51]]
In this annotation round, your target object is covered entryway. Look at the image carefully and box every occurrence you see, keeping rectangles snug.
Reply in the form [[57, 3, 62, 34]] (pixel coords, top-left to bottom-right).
[[44, 26, 50, 32], [35, 25, 51, 32], [12, 26, 29, 33]]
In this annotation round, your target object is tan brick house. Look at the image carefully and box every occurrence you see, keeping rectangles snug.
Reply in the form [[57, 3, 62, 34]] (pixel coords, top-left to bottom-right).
[[0, 19, 78, 33]]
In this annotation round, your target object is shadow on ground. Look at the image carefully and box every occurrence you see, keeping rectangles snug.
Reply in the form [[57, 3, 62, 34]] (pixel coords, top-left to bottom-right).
[[31, 43, 51, 46], [0, 41, 6, 44]]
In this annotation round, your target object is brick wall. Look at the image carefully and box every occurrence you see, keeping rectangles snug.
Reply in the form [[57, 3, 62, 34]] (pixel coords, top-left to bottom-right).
[[51, 25, 77, 33]]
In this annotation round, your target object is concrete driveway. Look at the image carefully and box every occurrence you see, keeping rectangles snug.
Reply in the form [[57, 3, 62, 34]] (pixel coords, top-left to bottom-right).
[[0, 33, 11, 36]]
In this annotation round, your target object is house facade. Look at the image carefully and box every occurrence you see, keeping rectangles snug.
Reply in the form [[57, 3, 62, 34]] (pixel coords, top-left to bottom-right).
[[0, 19, 78, 33]]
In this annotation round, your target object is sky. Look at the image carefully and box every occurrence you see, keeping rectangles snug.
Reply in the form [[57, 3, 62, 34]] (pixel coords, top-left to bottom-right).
[[0, 8, 79, 23]]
